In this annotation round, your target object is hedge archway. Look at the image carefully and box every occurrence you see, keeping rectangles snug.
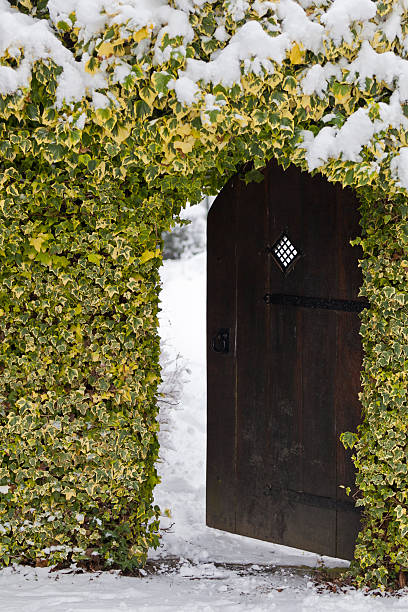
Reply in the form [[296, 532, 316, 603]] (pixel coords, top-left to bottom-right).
[[0, 0, 407, 588]]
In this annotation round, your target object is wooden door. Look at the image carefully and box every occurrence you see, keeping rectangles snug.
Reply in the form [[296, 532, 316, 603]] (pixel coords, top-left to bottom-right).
[[207, 160, 366, 560]]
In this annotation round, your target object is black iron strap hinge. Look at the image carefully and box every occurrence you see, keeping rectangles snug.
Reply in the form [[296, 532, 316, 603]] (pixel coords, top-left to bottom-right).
[[264, 483, 359, 513], [263, 293, 369, 313]]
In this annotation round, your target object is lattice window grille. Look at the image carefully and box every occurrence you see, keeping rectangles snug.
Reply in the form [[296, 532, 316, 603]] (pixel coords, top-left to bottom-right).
[[272, 234, 299, 271]]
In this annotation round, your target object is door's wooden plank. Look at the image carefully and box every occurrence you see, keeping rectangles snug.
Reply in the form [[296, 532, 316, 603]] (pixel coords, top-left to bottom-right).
[[334, 184, 363, 301], [267, 161, 305, 298], [206, 176, 238, 533], [234, 172, 272, 540], [266, 304, 303, 495], [300, 308, 337, 502], [334, 186, 362, 559], [334, 309, 362, 559]]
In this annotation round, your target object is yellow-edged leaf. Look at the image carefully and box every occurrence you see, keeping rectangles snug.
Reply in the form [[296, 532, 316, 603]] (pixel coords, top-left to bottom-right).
[[174, 136, 195, 154], [139, 248, 160, 264], [134, 26, 150, 43], [98, 41, 115, 56], [289, 42, 304, 65]]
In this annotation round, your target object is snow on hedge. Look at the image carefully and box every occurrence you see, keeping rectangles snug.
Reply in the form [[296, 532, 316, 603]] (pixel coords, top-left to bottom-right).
[[0, 1, 400, 102], [1, 0, 408, 182]]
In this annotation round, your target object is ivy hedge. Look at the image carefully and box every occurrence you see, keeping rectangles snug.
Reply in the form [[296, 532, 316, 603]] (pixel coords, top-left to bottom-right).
[[0, 0, 407, 588]]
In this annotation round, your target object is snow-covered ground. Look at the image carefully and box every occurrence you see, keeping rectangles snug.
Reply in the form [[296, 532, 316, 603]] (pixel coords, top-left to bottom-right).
[[1, 206, 408, 610]]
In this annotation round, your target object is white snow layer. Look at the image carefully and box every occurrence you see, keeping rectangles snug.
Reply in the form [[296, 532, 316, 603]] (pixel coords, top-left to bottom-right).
[[0, 0, 106, 106], [391, 146, 408, 189], [321, 0, 377, 45], [1, 223, 408, 609], [0, 1, 407, 178], [301, 107, 382, 170]]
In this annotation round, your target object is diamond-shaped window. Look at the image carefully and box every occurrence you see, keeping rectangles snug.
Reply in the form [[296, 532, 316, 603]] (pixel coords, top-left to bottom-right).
[[271, 233, 301, 273]]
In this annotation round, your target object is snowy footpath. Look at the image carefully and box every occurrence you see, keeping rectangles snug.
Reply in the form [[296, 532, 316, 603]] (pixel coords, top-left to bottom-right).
[[1, 240, 408, 610]]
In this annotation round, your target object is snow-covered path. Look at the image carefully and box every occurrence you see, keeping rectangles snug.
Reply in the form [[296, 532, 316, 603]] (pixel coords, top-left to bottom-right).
[[0, 564, 408, 612], [3, 561, 408, 612], [1, 233, 408, 610]]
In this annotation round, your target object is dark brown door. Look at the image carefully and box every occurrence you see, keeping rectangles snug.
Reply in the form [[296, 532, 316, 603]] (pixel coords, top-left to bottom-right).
[[207, 160, 365, 560]]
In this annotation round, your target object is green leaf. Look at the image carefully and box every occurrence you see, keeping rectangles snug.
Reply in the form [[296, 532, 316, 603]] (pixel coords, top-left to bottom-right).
[[29, 234, 50, 252], [134, 100, 151, 119], [57, 20, 70, 31], [139, 249, 159, 264], [66, 367, 79, 384], [340, 431, 358, 449], [152, 72, 172, 95], [244, 169, 264, 184], [36, 252, 52, 266], [87, 253, 102, 265], [78, 154, 92, 165], [87, 159, 98, 172], [26, 104, 39, 122]]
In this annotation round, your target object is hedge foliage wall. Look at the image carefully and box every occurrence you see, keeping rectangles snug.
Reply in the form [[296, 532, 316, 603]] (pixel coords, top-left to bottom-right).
[[0, 0, 407, 587]]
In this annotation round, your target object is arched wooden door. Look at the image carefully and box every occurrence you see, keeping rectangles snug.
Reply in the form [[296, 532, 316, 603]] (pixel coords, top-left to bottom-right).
[[207, 160, 366, 560]]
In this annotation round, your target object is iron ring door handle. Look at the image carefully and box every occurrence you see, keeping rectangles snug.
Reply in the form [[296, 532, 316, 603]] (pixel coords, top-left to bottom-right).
[[211, 328, 230, 354]]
